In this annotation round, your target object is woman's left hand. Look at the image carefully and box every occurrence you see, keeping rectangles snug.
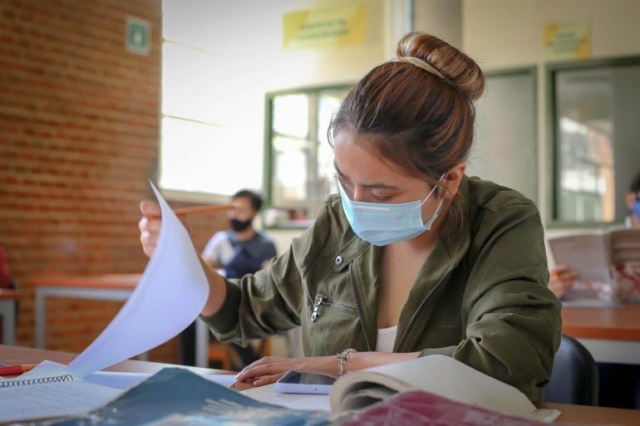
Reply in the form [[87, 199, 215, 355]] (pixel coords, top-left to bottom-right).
[[234, 356, 337, 387]]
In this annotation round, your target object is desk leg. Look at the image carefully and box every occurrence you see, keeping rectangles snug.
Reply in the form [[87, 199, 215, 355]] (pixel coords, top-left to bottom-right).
[[35, 288, 45, 349], [195, 318, 210, 368], [0, 301, 16, 345]]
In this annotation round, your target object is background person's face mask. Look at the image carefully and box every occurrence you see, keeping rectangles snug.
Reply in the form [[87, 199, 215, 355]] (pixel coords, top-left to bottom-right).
[[632, 195, 640, 221], [229, 218, 252, 232], [338, 180, 444, 246]]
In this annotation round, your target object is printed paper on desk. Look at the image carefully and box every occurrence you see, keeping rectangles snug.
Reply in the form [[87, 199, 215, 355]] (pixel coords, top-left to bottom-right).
[[67, 182, 210, 377]]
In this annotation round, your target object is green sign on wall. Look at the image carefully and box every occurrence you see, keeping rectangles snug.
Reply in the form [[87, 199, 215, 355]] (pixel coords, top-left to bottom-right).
[[126, 17, 151, 56]]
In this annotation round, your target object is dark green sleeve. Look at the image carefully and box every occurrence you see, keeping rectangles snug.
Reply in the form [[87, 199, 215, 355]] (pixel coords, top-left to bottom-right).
[[200, 245, 305, 346]]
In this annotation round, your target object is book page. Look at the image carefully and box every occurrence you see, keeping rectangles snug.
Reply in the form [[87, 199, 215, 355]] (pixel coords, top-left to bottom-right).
[[548, 232, 612, 286], [330, 355, 541, 418], [609, 228, 640, 263]]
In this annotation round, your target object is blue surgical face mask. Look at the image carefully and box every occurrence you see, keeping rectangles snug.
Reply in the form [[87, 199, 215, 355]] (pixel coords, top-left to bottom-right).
[[338, 179, 444, 246], [632, 195, 640, 221]]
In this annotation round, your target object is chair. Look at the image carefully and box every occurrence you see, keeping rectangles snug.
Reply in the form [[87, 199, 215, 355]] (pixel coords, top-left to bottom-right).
[[543, 334, 599, 406]]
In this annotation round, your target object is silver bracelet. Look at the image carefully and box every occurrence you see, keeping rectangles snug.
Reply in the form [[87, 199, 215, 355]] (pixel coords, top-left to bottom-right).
[[336, 348, 357, 377]]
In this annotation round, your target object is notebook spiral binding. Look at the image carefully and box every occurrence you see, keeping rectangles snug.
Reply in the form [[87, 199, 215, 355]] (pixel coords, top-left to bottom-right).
[[0, 374, 73, 388]]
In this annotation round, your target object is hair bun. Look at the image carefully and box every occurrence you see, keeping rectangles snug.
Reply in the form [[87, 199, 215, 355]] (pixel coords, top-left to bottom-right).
[[396, 32, 484, 101]]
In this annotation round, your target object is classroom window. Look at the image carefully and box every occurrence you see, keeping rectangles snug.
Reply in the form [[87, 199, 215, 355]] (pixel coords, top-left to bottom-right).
[[264, 86, 351, 228], [549, 57, 640, 225]]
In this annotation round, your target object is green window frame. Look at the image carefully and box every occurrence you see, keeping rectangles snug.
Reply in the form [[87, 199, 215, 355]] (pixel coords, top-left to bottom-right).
[[546, 55, 640, 227]]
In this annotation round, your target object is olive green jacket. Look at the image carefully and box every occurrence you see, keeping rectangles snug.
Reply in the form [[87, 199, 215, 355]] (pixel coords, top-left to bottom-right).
[[203, 176, 562, 401]]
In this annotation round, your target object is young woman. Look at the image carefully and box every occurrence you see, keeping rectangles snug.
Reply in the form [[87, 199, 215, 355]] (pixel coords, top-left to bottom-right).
[[139, 32, 561, 402]]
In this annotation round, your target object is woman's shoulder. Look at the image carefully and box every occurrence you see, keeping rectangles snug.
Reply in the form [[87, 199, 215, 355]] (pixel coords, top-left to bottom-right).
[[289, 194, 360, 259], [465, 176, 538, 215], [298, 193, 350, 232]]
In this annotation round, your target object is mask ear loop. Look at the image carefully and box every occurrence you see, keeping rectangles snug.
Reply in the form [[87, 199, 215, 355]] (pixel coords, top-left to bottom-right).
[[419, 174, 446, 227], [424, 197, 445, 228]]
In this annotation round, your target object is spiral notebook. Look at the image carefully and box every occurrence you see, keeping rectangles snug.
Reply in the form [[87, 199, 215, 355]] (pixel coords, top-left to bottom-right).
[[0, 361, 122, 424], [0, 371, 73, 388]]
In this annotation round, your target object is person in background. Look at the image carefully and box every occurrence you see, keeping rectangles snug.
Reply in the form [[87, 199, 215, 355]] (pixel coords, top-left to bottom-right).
[[180, 189, 277, 367], [549, 170, 640, 300], [625, 171, 640, 228], [201, 189, 277, 277], [549, 169, 640, 409], [140, 31, 561, 401]]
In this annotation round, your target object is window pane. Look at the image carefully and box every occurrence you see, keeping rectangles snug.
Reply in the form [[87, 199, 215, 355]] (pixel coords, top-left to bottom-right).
[[265, 85, 351, 227], [272, 136, 311, 202], [556, 69, 614, 222], [273, 95, 309, 138], [317, 91, 345, 196], [554, 63, 640, 224]]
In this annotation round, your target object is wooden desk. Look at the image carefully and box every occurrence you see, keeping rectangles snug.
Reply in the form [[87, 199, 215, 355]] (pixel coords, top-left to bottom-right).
[[543, 401, 640, 425], [0, 289, 19, 345], [2, 345, 640, 425], [562, 304, 640, 364], [31, 274, 211, 367]]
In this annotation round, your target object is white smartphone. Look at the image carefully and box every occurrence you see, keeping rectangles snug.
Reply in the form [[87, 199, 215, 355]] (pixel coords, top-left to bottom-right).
[[274, 370, 336, 395]]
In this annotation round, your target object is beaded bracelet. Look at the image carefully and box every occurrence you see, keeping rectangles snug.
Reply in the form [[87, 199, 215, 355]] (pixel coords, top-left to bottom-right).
[[336, 348, 357, 377]]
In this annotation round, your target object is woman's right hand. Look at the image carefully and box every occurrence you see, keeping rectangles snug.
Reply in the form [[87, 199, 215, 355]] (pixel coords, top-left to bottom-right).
[[138, 199, 162, 257]]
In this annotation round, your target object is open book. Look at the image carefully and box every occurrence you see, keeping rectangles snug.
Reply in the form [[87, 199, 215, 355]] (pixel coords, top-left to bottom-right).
[[328, 355, 560, 423], [548, 227, 640, 304], [46, 359, 561, 425]]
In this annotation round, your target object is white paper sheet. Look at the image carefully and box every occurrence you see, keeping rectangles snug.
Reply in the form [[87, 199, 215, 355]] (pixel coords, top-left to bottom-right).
[[67, 182, 210, 377]]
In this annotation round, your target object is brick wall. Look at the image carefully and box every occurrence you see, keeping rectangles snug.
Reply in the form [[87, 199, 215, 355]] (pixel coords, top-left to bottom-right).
[[0, 0, 228, 363]]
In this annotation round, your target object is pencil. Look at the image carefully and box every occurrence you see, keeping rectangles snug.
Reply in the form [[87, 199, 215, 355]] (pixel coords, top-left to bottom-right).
[[0, 363, 37, 376], [174, 204, 236, 217]]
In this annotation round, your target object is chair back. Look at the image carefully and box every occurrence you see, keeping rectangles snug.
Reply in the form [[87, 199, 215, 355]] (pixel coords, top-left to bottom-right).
[[543, 334, 599, 406]]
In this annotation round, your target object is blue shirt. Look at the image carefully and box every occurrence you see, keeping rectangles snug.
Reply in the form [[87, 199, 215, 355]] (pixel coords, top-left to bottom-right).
[[202, 230, 277, 279]]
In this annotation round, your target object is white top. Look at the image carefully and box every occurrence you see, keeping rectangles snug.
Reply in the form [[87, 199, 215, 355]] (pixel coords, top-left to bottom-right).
[[375, 325, 398, 352]]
